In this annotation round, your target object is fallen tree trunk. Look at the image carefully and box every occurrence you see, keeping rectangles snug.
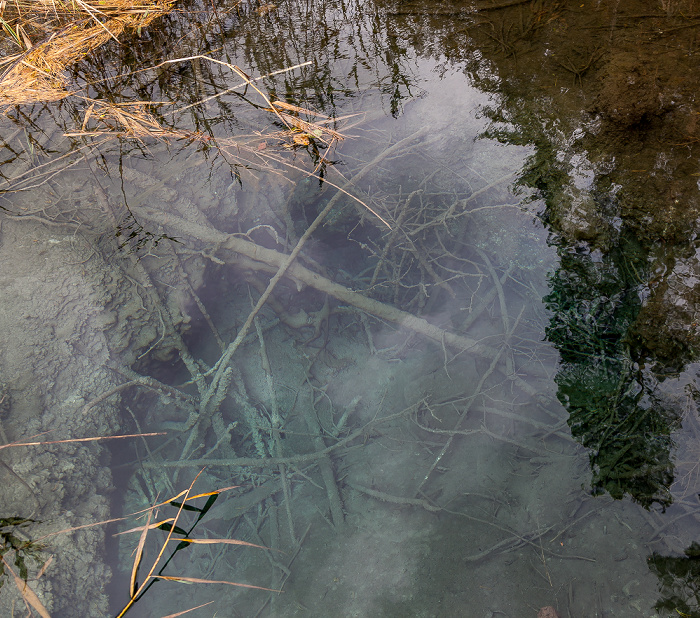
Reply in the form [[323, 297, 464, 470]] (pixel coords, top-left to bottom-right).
[[135, 205, 500, 359]]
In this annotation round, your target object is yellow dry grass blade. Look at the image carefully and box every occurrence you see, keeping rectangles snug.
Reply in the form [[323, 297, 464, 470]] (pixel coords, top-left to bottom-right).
[[129, 509, 152, 598], [170, 537, 270, 551], [1, 555, 51, 618], [34, 515, 128, 544], [157, 575, 280, 592], [114, 518, 175, 537], [269, 101, 346, 146], [160, 601, 215, 618], [181, 486, 240, 501], [276, 111, 344, 144], [65, 100, 170, 140], [0, 0, 174, 107], [271, 99, 332, 120], [35, 555, 53, 580], [72, 0, 120, 43], [115, 470, 205, 618], [33, 483, 237, 546], [133, 484, 239, 515], [0, 431, 165, 450]]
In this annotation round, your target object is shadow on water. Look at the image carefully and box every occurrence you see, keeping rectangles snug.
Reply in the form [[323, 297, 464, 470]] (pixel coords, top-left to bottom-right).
[[4, 0, 700, 615], [649, 541, 700, 616]]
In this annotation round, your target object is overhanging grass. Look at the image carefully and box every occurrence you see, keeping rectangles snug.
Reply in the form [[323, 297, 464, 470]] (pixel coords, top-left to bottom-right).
[[0, 0, 174, 107]]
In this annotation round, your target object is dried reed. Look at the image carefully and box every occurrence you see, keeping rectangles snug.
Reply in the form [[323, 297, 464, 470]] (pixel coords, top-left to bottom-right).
[[113, 473, 277, 617], [0, 0, 174, 107], [64, 99, 173, 140]]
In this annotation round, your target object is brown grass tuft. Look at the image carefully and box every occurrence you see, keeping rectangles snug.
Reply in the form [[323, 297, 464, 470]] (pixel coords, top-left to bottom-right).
[[0, 1, 174, 108]]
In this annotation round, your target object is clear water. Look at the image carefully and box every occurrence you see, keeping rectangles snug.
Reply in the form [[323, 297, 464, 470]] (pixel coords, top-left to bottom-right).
[[2, 1, 700, 616]]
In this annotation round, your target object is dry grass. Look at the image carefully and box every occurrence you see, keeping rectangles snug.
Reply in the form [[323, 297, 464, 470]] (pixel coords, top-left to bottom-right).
[[1, 440, 269, 617], [0, 0, 174, 107], [112, 472, 277, 617], [64, 99, 174, 140], [0, 430, 163, 617], [1, 553, 51, 618]]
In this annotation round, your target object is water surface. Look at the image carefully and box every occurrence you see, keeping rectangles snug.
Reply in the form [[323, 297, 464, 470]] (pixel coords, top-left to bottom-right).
[[2, 1, 700, 616]]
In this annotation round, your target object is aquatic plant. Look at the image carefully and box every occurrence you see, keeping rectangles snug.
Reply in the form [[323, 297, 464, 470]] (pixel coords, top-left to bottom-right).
[[0, 517, 45, 591]]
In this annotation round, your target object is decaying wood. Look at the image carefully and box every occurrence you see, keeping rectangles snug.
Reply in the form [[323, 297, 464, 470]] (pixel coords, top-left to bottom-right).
[[303, 392, 346, 529], [348, 482, 441, 513], [134, 206, 500, 358]]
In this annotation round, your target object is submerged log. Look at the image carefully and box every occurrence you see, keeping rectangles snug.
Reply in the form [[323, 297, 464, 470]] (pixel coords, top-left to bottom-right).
[[135, 205, 500, 359]]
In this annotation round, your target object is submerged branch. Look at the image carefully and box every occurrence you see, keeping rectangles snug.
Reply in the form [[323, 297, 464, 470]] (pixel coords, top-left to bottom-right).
[[140, 403, 420, 470], [134, 205, 500, 358]]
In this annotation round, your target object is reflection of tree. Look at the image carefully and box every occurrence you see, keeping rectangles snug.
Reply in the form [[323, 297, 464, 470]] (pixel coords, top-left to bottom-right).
[[377, 0, 700, 360], [474, 80, 682, 505], [648, 542, 700, 616], [545, 241, 677, 508], [388, 1, 700, 506]]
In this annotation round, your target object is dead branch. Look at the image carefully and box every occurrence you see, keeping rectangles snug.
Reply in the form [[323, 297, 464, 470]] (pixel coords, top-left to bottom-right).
[[134, 205, 501, 359], [414, 306, 524, 497], [348, 483, 441, 512], [139, 402, 420, 470]]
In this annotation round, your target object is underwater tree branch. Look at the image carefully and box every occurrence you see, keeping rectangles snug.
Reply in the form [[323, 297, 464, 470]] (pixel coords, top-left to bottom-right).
[[139, 402, 421, 470]]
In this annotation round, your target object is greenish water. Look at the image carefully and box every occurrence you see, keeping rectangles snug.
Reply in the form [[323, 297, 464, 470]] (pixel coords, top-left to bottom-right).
[[2, 1, 700, 616]]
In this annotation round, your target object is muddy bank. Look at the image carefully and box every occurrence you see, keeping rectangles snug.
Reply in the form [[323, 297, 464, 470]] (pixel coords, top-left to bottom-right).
[[0, 200, 193, 614]]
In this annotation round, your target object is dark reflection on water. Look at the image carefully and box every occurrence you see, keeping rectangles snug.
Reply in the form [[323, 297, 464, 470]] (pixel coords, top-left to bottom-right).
[[546, 239, 678, 509], [4, 0, 700, 615], [354, 0, 700, 514], [649, 541, 700, 616]]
